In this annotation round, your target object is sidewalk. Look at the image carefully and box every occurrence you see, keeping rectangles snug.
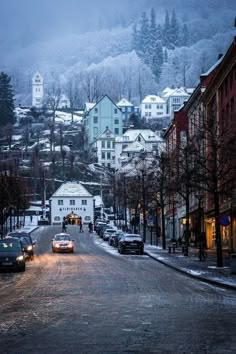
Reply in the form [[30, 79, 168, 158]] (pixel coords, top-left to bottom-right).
[[144, 243, 236, 290]]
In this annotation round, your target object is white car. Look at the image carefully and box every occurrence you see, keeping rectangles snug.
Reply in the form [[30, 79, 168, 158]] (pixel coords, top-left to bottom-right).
[[51, 233, 74, 253], [102, 228, 117, 241]]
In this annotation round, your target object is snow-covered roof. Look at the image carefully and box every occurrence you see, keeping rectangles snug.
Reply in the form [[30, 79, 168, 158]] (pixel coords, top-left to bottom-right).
[[142, 95, 165, 104], [122, 141, 151, 153], [115, 129, 163, 143], [96, 127, 115, 140], [201, 54, 225, 77], [116, 98, 133, 107], [85, 102, 96, 111], [163, 87, 190, 98], [55, 110, 82, 123], [51, 182, 93, 198]]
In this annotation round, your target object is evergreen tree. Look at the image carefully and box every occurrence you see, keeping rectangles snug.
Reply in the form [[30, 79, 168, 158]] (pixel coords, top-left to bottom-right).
[[150, 40, 164, 82], [162, 10, 172, 49], [138, 12, 150, 63], [0, 72, 15, 127], [170, 9, 179, 48], [148, 8, 157, 53], [179, 23, 191, 47]]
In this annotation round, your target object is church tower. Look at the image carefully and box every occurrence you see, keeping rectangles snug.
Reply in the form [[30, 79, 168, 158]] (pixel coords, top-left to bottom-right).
[[32, 72, 44, 107]]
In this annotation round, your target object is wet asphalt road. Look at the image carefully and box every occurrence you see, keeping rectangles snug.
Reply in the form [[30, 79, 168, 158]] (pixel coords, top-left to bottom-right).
[[0, 225, 236, 354]]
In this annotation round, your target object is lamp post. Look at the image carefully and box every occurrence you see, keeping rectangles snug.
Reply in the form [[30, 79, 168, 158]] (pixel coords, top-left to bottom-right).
[[195, 193, 204, 261]]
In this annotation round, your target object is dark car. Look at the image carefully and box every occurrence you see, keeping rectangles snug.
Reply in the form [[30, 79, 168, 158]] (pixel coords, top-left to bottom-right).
[[52, 233, 74, 253], [118, 233, 144, 255], [95, 222, 108, 235], [0, 238, 26, 272], [8, 231, 35, 259], [111, 230, 125, 247]]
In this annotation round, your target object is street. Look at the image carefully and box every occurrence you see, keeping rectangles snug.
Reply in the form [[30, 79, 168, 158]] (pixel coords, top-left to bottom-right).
[[0, 226, 236, 353]]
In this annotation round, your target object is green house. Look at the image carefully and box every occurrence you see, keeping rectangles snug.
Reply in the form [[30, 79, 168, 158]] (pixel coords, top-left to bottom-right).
[[84, 95, 123, 147]]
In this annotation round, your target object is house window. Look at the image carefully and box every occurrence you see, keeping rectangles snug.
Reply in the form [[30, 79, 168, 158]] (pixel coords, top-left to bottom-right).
[[149, 112, 151, 116], [122, 107, 125, 112], [114, 108, 117, 114], [102, 141, 105, 148], [82, 200, 87, 205], [107, 141, 111, 148], [58, 200, 63, 205], [70, 200, 75, 205], [114, 128, 119, 134], [114, 119, 119, 124], [145, 104, 148, 109], [127, 107, 132, 112], [95, 108, 98, 113], [93, 116, 98, 123], [107, 152, 111, 159], [102, 152, 105, 159], [145, 112, 148, 116]]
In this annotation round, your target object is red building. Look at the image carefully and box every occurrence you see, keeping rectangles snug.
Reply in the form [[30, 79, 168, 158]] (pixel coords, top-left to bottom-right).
[[201, 36, 236, 253]]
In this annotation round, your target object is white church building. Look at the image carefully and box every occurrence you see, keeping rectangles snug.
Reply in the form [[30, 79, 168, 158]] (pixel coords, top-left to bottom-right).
[[32, 72, 44, 107]]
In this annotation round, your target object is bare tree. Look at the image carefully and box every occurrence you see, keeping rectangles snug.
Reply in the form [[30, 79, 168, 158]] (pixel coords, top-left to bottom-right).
[[192, 107, 236, 267], [46, 81, 62, 151]]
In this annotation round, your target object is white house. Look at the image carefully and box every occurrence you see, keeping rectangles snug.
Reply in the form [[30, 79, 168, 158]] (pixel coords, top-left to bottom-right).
[[162, 87, 191, 117], [50, 182, 94, 226], [140, 95, 167, 121], [114, 129, 164, 169], [92, 127, 116, 169], [32, 72, 44, 107]]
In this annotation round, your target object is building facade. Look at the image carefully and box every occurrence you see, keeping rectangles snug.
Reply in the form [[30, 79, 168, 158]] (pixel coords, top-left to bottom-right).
[[50, 182, 94, 226], [84, 95, 123, 147]]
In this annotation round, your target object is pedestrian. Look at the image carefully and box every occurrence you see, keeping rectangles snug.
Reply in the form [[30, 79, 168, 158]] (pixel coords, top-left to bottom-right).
[[88, 222, 93, 233], [80, 221, 83, 233]]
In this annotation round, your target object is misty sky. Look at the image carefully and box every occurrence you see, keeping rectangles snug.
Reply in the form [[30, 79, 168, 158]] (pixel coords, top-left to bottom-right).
[[0, 0, 141, 49], [1, 0, 235, 51]]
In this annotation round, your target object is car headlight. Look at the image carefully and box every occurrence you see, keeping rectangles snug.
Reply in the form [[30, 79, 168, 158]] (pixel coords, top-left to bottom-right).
[[17, 255, 24, 261], [55, 243, 60, 248], [27, 245, 33, 251], [68, 242, 73, 247]]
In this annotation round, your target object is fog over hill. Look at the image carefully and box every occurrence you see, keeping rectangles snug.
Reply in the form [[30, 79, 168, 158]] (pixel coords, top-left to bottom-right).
[[0, 0, 236, 104]]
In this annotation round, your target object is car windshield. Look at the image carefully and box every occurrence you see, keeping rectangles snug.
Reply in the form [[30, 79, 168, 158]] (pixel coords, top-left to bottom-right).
[[20, 236, 31, 245], [55, 235, 70, 241], [125, 235, 142, 240], [0, 241, 21, 251], [8, 232, 29, 238]]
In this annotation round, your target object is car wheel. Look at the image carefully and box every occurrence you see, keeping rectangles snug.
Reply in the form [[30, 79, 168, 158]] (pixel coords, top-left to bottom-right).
[[18, 264, 25, 272], [120, 247, 124, 254]]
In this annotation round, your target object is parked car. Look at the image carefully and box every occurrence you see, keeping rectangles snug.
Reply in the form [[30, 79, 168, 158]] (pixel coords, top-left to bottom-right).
[[52, 233, 74, 253], [111, 230, 125, 247], [8, 231, 36, 259], [95, 222, 107, 234], [98, 224, 110, 237], [102, 228, 116, 241], [118, 233, 144, 255], [0, 238, 26, 272]]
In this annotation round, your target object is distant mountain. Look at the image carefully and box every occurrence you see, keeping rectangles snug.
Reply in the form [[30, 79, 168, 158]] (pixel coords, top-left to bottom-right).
[[1, 0, 235, 104]]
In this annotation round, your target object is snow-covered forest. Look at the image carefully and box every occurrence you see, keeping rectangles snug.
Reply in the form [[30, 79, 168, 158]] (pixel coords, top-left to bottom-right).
[[0, 0, 235, 105]]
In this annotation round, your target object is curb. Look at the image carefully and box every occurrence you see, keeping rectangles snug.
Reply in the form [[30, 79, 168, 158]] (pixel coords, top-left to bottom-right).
[[145, 251, 236, 291]]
